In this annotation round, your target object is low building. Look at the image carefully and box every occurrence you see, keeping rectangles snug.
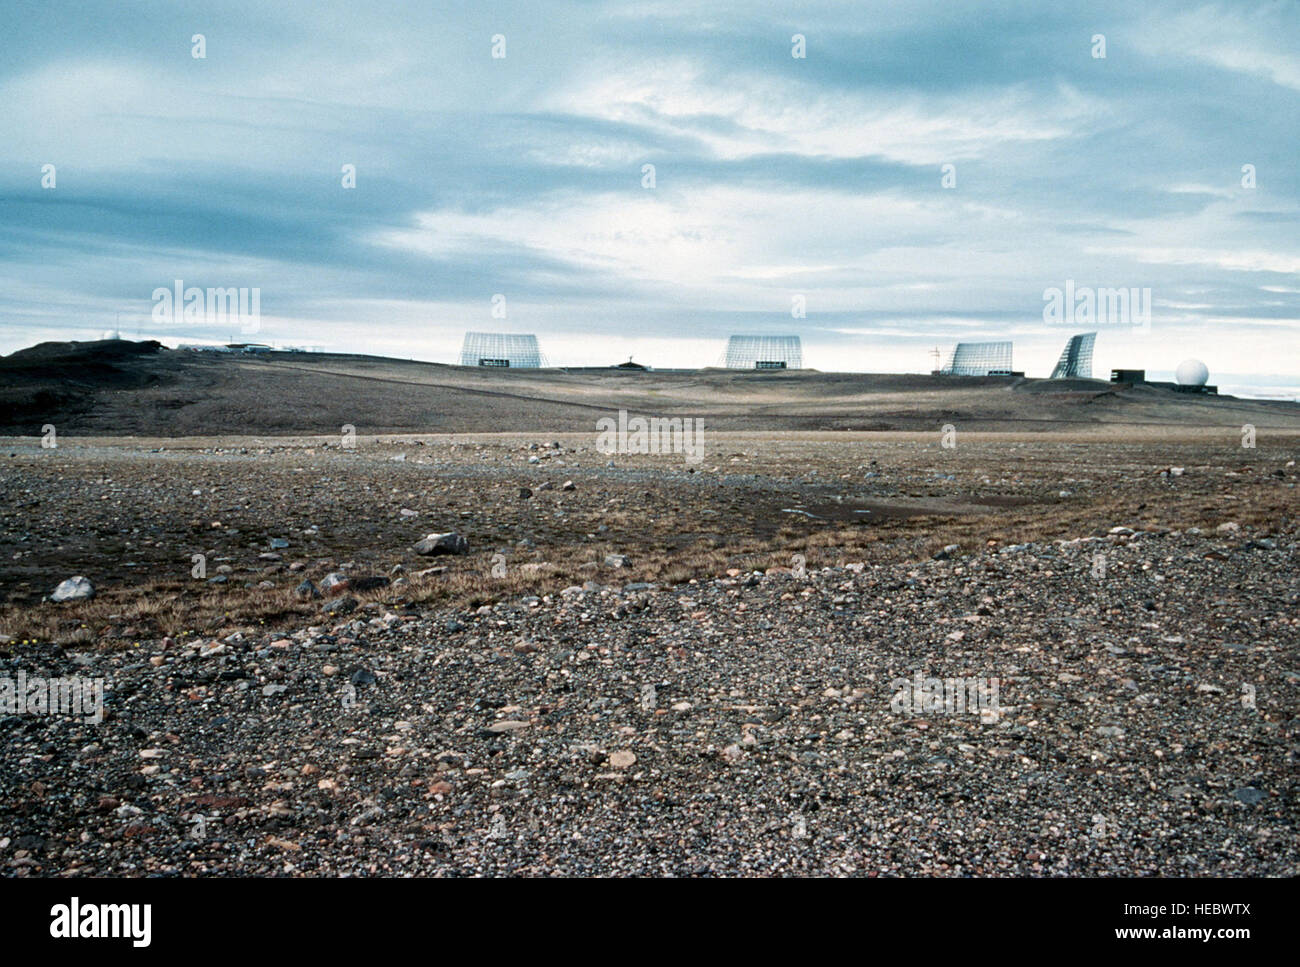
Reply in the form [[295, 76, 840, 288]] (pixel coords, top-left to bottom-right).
[[458, 332, 546, 368], [721, 335, 802, 370], [939, 341, 1013, 376]]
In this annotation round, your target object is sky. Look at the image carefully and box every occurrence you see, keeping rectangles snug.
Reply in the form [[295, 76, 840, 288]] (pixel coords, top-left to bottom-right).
[[2, 1, 1297, 397]]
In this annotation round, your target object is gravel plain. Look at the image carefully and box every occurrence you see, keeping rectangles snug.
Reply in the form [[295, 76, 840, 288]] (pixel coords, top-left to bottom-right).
[[1, 433, 1296, 876]]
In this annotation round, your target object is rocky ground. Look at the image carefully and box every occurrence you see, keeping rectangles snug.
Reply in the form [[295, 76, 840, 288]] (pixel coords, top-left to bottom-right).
[[1, 434, 1297, 876], [2, 523, 1297, 876]]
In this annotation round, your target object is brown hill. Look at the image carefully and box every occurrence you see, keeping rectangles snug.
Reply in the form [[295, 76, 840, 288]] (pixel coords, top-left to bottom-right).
[[3, 339, 1298, 436]]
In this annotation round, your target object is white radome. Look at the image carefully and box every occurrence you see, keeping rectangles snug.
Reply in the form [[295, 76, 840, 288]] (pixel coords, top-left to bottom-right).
[[1175, 358, 1209, 386]]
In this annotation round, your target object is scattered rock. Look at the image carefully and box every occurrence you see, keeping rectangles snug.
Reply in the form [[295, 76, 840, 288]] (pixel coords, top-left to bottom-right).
[[486, 720, 531, 733], [50, 576, 94, 602], [320, 572, 351, 596], [414, 532, 469, 555], [321, 596, 358, 616], [609, 750, 637, 769], [1232, 787, 1266, 805]]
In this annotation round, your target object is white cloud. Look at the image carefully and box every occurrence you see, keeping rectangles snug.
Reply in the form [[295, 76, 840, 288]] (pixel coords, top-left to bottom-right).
[[1098, 247, 1300, 274], [1137, 4, 1300, 91], [547, 61, 1103, 164]]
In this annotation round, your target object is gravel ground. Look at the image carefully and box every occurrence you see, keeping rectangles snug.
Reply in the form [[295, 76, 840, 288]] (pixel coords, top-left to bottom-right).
[[2, 524, 1295, 877]]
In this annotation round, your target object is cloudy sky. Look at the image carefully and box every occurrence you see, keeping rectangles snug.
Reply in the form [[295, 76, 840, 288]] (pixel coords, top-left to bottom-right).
[[3, 1, 1297, 396]]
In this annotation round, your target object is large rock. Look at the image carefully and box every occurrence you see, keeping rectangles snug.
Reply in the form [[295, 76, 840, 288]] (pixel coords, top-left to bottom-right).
[[413, 532, 468, 556], [319, 572, 351, 596], [932, 544, 960, 561], [51, 576, 95, 602], [320, 596, 358, 616], [485, 720, 531, 733]]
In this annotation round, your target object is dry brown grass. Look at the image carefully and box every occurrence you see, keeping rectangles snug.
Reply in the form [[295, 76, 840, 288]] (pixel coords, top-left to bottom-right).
[[1, 431, 1293, 649]]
